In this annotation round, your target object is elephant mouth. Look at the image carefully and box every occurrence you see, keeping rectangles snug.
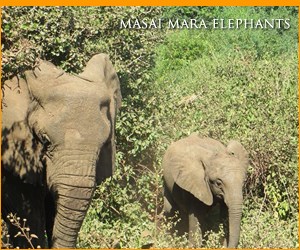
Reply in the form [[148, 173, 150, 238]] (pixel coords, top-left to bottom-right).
[[216, 194, 223, 199]]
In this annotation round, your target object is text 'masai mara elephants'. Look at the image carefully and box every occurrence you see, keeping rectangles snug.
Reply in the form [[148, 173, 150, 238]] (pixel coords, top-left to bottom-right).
[[2, 54, 121, 248]]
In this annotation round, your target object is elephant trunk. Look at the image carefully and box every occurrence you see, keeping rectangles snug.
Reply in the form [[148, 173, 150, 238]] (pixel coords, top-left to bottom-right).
[[49, 152, 97, 248], [226, 192, 243, 248]]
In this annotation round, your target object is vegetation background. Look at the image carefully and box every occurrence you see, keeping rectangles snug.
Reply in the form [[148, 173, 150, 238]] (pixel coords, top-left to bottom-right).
[[1, 6, 299, 248]]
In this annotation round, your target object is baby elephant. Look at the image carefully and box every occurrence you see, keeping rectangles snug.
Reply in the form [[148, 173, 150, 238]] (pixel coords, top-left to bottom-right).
[[162, 133, 249, 248]]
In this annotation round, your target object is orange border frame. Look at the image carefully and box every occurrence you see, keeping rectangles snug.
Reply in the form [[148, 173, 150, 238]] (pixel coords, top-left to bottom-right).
[[0, 2, 299, 250], [0, 0, 299, 6]]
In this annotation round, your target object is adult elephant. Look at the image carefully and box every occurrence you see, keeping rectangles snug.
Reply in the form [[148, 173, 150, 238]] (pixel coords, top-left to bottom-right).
[[2, 54, 121, 248], [162, 133, 249, 248]]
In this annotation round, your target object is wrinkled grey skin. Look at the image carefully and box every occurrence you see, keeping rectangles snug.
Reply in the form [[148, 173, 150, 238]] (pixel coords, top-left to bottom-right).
[[2, 54, 121, 248], [163, 133, 249, 248]]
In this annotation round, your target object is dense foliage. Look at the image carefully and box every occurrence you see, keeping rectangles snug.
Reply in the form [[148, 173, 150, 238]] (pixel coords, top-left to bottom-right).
[[1, 6, 299, 248]]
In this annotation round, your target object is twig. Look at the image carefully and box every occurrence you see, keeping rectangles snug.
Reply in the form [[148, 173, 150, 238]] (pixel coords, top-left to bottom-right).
[[6, 213, 40, 249]]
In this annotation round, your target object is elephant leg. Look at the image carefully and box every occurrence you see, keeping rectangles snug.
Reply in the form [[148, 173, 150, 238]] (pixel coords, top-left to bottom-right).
[[220, 201, 229, 247], [188, 200, 208, 248], [163, 187, 173, 215], [205, 201, 227, 246], [163, 186, 182, 236], [188, 211, 202, 247]]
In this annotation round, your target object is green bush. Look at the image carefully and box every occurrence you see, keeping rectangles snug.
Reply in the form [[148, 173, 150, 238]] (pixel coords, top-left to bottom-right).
[[240, 207, 299, 248], [151, 15, 298, 220], [77, 161, 163, 248], [2, 7, 95, 80], [147, 6, 298, 248]]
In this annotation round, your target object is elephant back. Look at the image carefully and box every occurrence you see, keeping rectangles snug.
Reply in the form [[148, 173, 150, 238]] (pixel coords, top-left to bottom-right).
[[190, 134, 226, 153]]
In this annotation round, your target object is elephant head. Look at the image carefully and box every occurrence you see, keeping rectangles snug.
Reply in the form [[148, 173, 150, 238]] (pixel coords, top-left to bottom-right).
[[204, 140, 249, 247], [163, 134, 249, 248], [2, 54, 121, 248]]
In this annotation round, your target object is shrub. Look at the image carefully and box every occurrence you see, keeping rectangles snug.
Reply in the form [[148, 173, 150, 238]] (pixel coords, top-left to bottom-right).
[[151, 7, 298, 222], [77, 161, 165, 248], [147, 6, 298, 248], [240, 206, 299, 248]]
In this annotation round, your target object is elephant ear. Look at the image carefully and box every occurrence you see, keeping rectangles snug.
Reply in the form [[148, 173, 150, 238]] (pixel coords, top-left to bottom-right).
[[172, 160, 213, 206], [226, 140, 249, 169], [25, 59, 65, 99], [79, 53, 122, 109], [79, 54, 122, 184]]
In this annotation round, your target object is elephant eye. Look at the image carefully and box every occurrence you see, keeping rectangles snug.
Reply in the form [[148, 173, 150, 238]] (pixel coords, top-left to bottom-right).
[[40, 132, 51, 147], [215, 179, 222, 187], [229, 151, 235, 156]]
